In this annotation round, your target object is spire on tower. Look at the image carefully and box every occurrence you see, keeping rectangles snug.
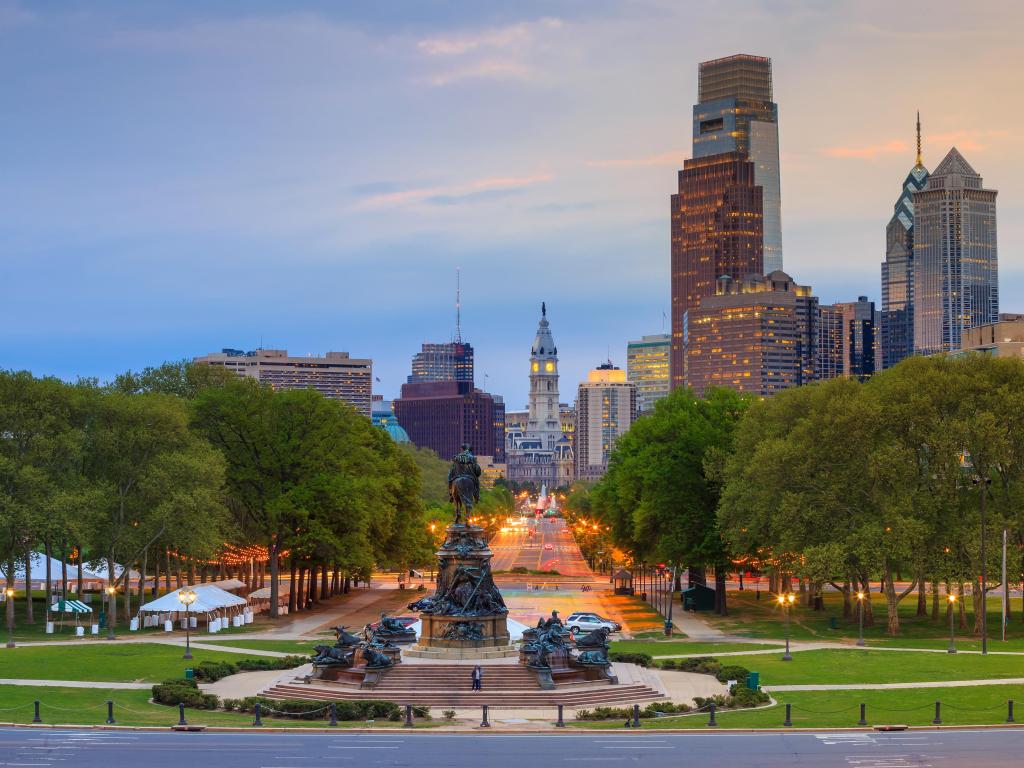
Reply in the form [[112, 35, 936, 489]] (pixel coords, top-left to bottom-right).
[[455, 267, 461, 344], [916, 110, 923, 168]]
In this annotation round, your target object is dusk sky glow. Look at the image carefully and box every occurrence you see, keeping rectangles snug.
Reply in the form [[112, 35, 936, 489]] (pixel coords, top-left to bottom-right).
[[3, 0, 1022, 408]]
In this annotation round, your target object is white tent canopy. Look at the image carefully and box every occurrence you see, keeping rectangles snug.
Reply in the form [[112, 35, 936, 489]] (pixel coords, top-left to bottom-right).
[[249, 584, 289, 600], [138, 584, 247, 614], [3, 553, 106, 583], [206, 578, 246, 592]]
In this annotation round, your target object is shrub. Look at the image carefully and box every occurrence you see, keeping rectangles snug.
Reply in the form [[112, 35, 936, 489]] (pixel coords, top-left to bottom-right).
[[511, 566, 529, 574], [693, 694, 730, 710], [223, 697, 407, 722], [658, 659, 677, 670], [236, 655, 308, 672], [714, 665, 752, 684], [645, 701, 691, 715], [677, 657, 721, 674], [442, 709, 456, 720], [728, 685, 770, 708], [152, 680, 219, 710], [192, 660, 237, 682], [608, 652, 652, 668]]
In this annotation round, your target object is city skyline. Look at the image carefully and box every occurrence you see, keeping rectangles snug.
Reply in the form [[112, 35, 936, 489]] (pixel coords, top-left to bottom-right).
[[2, 1, 1022, 408]]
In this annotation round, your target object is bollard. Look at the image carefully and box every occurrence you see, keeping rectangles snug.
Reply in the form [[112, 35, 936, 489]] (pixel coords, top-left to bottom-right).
[[329, 702, 338, 727], [1008, 700, 1015, 724], [253, 702, 263, 727], [32, 700, 41, 724], [632, 703, 640, 729], [783, 703, 792, 727], [105, 700, 115, 725], [858, 703, 867, 727], [707, 703, 718, 728], [556, 704, 565, 728], [480, 704, 491, 728], [932, 700, 941, 725], [404, 704, 414, 728], [178, 703, 187, 726]]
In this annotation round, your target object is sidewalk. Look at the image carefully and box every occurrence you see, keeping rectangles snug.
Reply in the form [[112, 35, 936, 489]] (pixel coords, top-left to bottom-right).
[[0, 679, 151, 690], [767, 677, 1024, 692]]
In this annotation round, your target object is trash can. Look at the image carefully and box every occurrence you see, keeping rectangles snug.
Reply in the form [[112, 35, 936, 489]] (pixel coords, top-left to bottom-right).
[[746, 672, 760, 691], [185, 668, 194, 680], [828, 617, 839, 630]]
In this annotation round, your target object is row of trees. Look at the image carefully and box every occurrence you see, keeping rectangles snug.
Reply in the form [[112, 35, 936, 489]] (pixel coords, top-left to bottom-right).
[[1, 362, 435, 632], [585, 354, 1024, 634]]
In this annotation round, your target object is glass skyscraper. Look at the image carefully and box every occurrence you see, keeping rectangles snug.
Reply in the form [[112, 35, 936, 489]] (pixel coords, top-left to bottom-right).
[[913, 148, 998, 355], [692, 54, 783, 273], [880, 115, 929, 369], [626, 333, 670, 413]]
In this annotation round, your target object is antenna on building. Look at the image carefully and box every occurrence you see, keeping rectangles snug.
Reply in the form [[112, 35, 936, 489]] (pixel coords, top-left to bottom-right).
[[916, 110, 923, 168], [455, 267, 462, 343]]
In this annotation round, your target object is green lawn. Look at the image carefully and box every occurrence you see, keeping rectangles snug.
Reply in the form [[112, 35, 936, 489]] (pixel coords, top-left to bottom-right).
[[0, 643, 297, 683], [575, 684, 1023, 729], [705, 589, 1024, 645], [200, 639, 315, 655], [743, 648, 1024, 686], [611, 640, 781, 656], [0, 685, 435, 728]]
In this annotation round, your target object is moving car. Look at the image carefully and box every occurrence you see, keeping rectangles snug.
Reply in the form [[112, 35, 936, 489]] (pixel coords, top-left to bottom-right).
[[543, 543, 554, 550], [564, 612, 621, 634]]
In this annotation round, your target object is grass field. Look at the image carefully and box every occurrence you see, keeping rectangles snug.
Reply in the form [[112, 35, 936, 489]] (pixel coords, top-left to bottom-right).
[[576, 684, 1024, 729], [610, 641, 781, 656], [0, 685, 435, 728], [0, 643, 299, 683]]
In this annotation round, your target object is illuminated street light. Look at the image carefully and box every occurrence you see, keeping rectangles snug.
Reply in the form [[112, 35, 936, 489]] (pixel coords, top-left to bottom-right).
[[105, 586, 117, 640], [4, 587, 14, 648], [778, 592, 796, 661], [177, 589, 198, 660], [856, 591, 866, 647]]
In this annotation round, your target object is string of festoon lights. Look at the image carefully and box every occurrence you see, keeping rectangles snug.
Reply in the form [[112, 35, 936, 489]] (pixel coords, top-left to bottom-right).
[[165, 544, 289, 567]]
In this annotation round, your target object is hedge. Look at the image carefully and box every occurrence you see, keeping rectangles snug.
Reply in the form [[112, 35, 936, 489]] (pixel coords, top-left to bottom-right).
[[192, 655, 308, 682], [152, 679, 219, 710]]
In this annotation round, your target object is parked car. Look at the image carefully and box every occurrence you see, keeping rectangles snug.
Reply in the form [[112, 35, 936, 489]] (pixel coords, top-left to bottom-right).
[[564, 612, 621, 634]]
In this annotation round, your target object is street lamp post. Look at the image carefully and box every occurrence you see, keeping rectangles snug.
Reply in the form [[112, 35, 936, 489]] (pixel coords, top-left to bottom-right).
[[974, 477, 989, 656], [4, 587, 14, 648], [856, 591, 865, 647], [947, 593, 957, 654], [664, 566, 675, 637], [178, 589, 197, 660], [105, 586, 117, 640], [778, 593, 796, 661]]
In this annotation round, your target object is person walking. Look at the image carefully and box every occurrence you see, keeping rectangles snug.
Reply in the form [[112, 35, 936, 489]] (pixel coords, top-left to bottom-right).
[[471, 665, 483, 691]]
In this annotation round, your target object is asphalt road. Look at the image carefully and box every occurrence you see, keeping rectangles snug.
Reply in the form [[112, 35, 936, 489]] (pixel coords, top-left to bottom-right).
[[4, 728, 1024, 767], [490, 518, 593, 577]]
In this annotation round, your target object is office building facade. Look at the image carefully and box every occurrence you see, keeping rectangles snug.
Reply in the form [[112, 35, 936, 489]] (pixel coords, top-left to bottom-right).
[[687, 271, 817, 397], [626, 333, 671, 413], [913, 148, 998, 355], [407, 342, 474, 385], [574, 364, 637, 482], [817, 297, 876, 381], [194, 348, 372, 416], [393, 381, 497, 461]]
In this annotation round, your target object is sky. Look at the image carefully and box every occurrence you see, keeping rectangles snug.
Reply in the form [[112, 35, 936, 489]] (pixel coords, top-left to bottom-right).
[[2, 0, 1022, 408]]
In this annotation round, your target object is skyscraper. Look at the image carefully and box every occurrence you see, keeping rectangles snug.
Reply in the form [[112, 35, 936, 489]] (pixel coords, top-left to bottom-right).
[[574, 363, 636, 482], [687, 271, 817, 397], [393, 381, 497, 461], [880, 114, 929, 369], [693, 54, 783, 273], [817, 297, 876, 381], [407, 342, 474, 384], [671, 53, 780, 390], [913, 148, 999, 355], [626, 333, 671, 413]]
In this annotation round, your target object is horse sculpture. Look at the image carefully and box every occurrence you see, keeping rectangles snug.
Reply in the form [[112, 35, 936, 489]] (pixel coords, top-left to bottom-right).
[[447, 444, 481, 525]]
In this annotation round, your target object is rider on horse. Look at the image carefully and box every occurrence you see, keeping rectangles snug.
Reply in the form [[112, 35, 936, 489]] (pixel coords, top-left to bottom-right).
[[448, 443, 481, 525]]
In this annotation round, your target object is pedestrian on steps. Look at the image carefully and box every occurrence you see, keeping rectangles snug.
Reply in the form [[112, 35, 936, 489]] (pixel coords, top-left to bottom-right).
[[472, 665, 483, 691]]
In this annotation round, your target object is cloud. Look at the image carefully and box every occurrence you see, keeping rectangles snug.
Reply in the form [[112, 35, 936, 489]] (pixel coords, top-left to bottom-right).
[[426, 59, 530, 86], [926, 129, 1010, 154], [822, 140, 908, 160], [586, 150, 685, 169], [357, 173, 554, 209], [417, 17, 562, 56]]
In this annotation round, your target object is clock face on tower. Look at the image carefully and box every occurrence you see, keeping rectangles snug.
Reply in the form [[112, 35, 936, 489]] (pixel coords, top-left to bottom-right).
[[545, 362, 555, 372], [532, 362, 539, 372]]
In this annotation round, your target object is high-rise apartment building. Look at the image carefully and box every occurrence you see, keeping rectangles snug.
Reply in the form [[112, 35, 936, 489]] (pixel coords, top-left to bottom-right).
[[626, 333, 671, 414], [913, 148, 998, 355], [194, 348, 372, 416], [693, 54, 783, 273], [687, 271, 817, 397], [880, 115, 930, 369], [574, 363, 636, 482], [670, 152, 764, 388], [393, 381, 497, 461], [817, 297, 876, 381], [407, 342, 474, 384]]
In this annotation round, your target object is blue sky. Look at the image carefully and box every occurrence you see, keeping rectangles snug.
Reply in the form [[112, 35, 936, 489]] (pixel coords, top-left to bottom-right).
[[2, 1, 1022, 407]]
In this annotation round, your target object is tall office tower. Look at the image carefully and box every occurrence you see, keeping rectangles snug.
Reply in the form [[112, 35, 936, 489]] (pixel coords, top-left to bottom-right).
[[407, 342, 474, 384], [574, 363, 637, 482], [626, 333, 671, 413], [393, 381, 497, 461], [913, 148, 998, 355], [817, 297, 876, 381], [491, 395, 506, 463], [194, 348, 372, 416], [694, 54, 783, 273], [687, 271, 817, 397], [881, 114, 930, 369], [670, 152, 764, 388]]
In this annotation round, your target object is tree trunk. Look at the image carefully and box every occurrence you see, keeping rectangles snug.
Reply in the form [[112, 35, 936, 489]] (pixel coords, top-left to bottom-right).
[[137, 549, 148, 609], [971, 577, 985, 636], [957, 582, 968, 630], [288, 559, 298, 614], [106, 553, 117, 633], [321, 564, 329, 600], [24, 549, 34, 624], [841, 579, 852, 618], [60, 545, 68, 599], [44, 540, 53, 605], [859, 573, 875, 627], [5, 556, 15, 634], [916, 570, 927, 617], [163, 549, 171, 591], [343, 574, 350, 594], [714, 564, 727, 616], [309, 564, 319, 605], [187, 560, 196, 588], [268, 539, 280, 619], [931, 577, 939, 622], [124, 563, 133, 624]]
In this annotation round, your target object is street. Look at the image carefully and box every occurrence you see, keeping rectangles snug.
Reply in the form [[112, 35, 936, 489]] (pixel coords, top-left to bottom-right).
[[3, 728, 1024, 767], [489, 518, 593, 578]]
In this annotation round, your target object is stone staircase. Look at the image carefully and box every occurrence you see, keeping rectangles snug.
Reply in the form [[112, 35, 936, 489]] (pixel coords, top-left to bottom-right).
[[261, 663, 666, 707]]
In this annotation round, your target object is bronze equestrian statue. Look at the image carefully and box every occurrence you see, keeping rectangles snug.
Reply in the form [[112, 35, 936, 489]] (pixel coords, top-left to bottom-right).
[[448, 443, 481, 525]]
